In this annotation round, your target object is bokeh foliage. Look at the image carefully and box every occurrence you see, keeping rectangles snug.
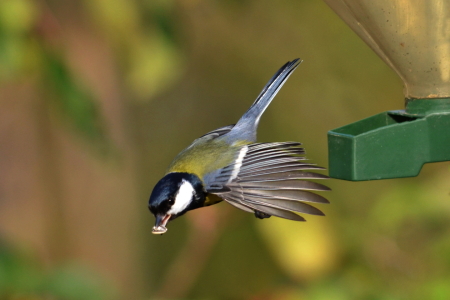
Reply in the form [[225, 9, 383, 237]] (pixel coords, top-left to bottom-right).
[[0, 242, 113, 299], [1, 0, 450, 300]]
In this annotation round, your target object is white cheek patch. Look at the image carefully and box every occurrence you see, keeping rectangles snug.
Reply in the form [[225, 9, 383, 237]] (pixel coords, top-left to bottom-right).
[[168, 179, 195, 215]]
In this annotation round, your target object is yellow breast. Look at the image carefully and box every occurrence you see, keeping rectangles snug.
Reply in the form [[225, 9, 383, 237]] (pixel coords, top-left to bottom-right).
[[204, 193, 223, 206]]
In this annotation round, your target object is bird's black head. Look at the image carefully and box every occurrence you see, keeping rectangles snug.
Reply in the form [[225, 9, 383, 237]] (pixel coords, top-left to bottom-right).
[[148, 172, 205, 234]]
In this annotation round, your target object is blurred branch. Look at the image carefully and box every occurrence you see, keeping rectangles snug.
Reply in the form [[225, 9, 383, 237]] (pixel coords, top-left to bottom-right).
[[37, 87, 72, 263], [38, 2, 110, 149]]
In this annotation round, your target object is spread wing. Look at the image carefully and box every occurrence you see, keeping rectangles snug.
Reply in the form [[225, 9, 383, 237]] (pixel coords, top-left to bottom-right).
[[205, 142, 330, 221]]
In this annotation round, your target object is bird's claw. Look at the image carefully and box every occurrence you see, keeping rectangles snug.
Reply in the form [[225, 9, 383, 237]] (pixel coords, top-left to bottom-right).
[[254, 210, 271, 219]]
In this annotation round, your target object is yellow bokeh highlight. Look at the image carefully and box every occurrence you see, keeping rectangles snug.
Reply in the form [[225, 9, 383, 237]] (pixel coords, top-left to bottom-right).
[[126, 34, 183, 101], [0, 0, 37, 33], [256, 213, 339, 282]]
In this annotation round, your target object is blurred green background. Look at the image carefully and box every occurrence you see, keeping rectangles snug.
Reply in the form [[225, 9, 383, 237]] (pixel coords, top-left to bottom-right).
[[1, 0, 450, 299]]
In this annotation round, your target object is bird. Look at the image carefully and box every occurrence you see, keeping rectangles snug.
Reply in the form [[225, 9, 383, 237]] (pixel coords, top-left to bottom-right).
[[148, 58, 330, 234]]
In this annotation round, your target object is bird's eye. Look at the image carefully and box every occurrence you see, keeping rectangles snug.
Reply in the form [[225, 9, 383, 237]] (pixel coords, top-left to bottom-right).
[[168, 197, 174, 205]]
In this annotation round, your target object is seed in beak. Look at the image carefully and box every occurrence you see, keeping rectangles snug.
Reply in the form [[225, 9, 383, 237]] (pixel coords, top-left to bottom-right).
[[152, 214, 171, 234]]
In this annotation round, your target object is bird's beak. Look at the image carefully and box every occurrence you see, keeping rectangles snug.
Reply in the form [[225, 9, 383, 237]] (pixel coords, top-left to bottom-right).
[[152, 214, 171, 234]]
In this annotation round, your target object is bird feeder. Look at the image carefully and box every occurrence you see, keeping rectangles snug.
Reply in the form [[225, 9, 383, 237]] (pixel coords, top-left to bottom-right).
[[324, 0, 450, 181]]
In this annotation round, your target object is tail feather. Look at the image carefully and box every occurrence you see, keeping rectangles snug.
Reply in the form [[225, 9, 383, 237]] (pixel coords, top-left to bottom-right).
[[229, 59, 302, 142]]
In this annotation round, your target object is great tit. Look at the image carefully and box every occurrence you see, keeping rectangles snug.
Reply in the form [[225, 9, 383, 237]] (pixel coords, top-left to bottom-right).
[[149, 58, 330, 234]]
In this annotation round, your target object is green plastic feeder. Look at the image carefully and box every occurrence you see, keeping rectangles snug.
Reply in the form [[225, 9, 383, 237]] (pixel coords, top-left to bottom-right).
[[323, 0, 450, 181]]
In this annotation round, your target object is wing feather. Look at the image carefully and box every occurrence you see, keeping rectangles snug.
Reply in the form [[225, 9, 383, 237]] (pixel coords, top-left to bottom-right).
[[225, 194, 306, 221], [241, 194, 325, 216], [240, 157, 309, 171], [246, 142, 302, 153], [241, 189, 329, 204], [243, 171, 329, 180], [197, 124, 235, 139], [232, 180, 330, 191], [239, 163, 325, 176], [204, 142, 330, 221], [222, 196, 255, 213]]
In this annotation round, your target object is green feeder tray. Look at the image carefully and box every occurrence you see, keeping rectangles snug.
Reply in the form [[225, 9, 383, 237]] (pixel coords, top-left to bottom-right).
[[328, 98, 450, 181]]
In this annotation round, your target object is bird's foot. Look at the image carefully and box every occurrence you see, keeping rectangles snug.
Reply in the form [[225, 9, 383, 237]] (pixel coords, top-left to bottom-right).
[[254, 210, 271, 219]]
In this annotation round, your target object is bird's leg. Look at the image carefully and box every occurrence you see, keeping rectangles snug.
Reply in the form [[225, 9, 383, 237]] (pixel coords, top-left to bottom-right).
[[254, 210, 271, 219]]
